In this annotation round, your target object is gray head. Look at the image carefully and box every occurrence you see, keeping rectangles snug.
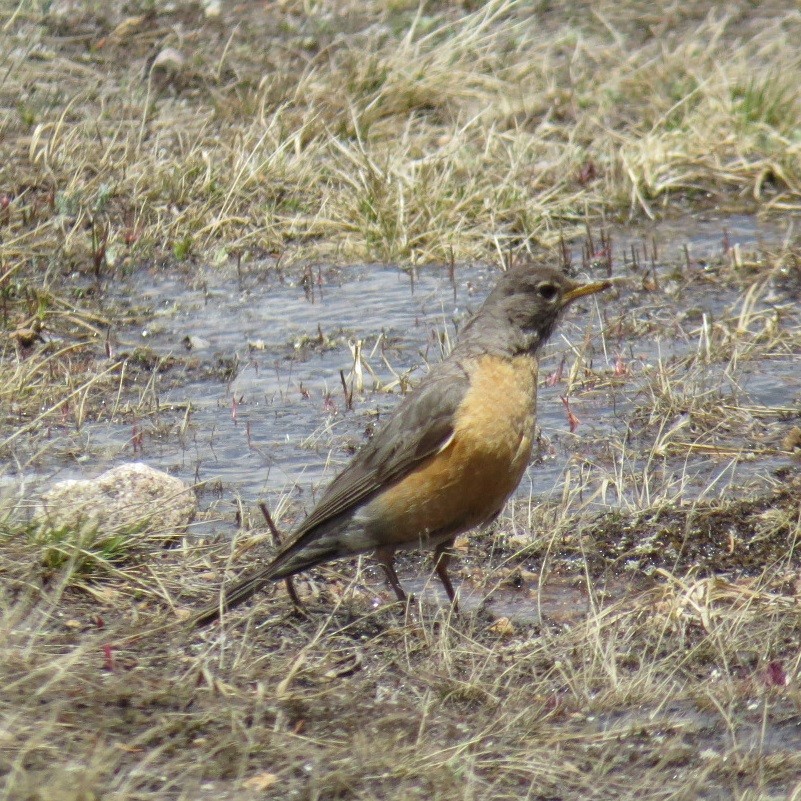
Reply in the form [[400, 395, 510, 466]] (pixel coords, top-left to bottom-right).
[[457, 265, 611, 357]]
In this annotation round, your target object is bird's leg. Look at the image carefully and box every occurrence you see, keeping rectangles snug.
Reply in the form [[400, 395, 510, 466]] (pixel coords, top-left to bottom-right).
[[283, 577, 303, 609], [374, 546, 407, 602], [433, 539, 459, 610], [259, 501, 303, 609]]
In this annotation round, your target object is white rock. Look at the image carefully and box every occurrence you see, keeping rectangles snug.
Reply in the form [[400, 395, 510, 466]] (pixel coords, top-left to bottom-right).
[[36, 463, 196, 539]]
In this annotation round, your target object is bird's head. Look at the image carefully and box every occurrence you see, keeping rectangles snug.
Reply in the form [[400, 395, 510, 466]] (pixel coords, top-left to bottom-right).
[[459, 265, 612, 356]]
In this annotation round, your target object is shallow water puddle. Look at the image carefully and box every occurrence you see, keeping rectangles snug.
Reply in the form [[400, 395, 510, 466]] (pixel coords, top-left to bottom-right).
[[8, 215, 801, 538]]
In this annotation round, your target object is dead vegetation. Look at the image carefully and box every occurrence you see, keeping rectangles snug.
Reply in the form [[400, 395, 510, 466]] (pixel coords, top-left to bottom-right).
[[2, 479, 801, 801], [2, 1, 801, 799], [3, 0, 801, 273]]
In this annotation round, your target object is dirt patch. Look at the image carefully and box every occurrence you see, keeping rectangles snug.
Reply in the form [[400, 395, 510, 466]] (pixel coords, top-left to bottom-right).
[[3, 478, 801, 799]]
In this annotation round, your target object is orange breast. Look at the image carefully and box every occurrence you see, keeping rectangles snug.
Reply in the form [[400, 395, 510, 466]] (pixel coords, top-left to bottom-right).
[[361, 354, 538, 548]]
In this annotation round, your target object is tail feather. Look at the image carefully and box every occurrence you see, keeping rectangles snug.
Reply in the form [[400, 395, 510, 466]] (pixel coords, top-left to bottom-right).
[[190, 539, 341, 628], [190, 567, 275, 628]]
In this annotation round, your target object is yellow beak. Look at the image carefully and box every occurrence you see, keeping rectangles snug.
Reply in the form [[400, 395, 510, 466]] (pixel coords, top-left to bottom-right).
[[562, 279, 612, 305]]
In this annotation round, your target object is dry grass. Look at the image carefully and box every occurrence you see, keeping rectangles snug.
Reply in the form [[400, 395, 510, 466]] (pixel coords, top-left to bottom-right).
[[2, 480, 801, 800], [3, 1, 801, 799], [2, 0, 801, 274]]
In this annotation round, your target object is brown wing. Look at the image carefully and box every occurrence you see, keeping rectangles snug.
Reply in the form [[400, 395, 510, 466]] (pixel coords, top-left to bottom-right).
[[189, 359, 473, 628], [280, 359, 471, 547]]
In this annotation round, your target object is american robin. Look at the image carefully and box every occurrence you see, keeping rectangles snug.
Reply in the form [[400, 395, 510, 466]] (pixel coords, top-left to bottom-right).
[[192, 265, 611, 626]]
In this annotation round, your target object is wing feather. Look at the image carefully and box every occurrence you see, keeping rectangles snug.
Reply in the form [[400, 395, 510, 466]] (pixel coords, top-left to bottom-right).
[[282, 362, 471, 547]]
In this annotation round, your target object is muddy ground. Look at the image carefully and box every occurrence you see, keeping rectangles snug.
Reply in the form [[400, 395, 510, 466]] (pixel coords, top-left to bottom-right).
[[3, 2, 801, 800]]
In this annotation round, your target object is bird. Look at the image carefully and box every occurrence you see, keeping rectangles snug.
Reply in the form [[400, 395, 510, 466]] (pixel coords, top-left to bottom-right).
[[192, 264, 611, 627]]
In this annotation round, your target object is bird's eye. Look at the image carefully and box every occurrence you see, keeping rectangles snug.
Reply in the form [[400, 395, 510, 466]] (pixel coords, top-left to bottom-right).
[[537, 282, 559, 302]]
